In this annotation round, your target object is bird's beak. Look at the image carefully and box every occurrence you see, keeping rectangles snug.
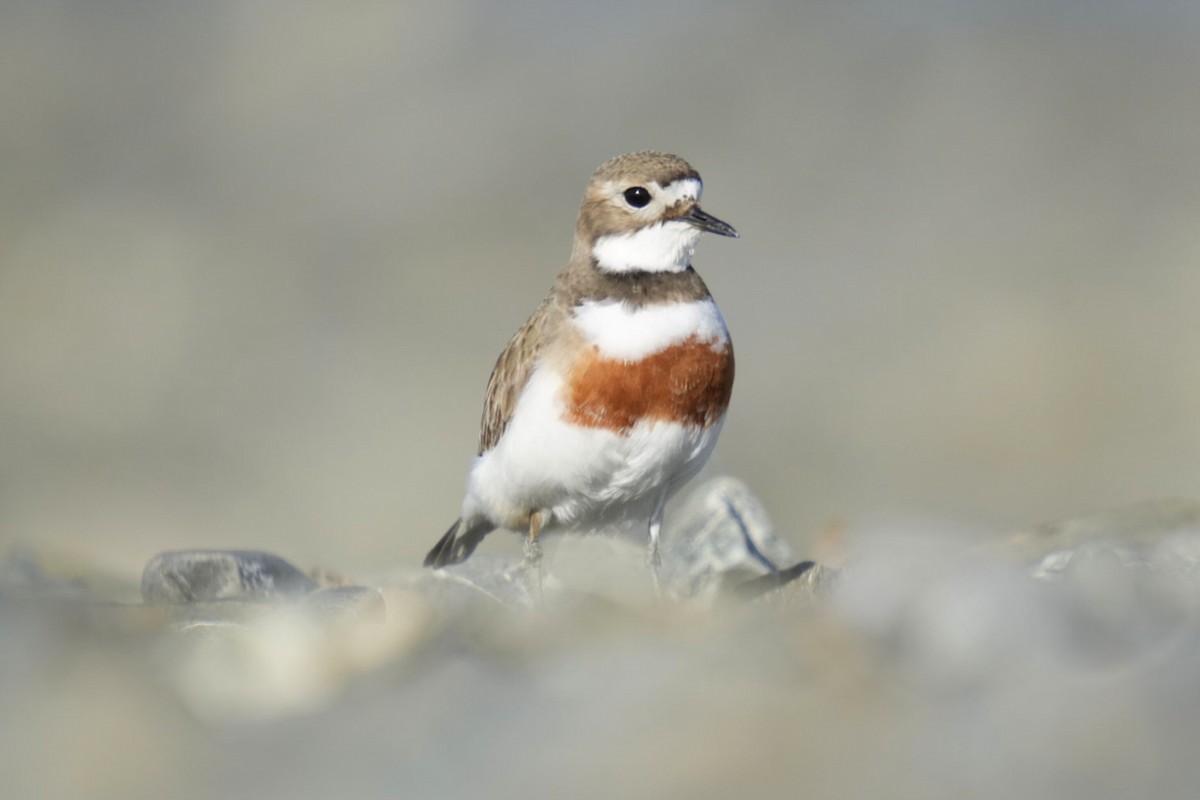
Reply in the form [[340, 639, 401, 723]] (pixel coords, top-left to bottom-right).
[[685, 206, 739, 238]]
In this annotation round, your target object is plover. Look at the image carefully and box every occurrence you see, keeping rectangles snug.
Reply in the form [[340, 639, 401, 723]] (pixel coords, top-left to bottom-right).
[[424, 151, 738, 587]]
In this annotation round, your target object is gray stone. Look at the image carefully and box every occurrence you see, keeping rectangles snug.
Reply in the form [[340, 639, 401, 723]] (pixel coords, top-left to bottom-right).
[[661, 476, 803, 601], [298, 586, 387, 623], [0, 548, 145, 604], [141, 550, 318, 604], [729, 559, 831, 603], [169, 618, 252, 642], [396, 478, 818, 607], [997, 497, 1200, 566], [0, 550, 87, 601], [409, 556, 541, 609], [978, 499, 1200, 663], [157, 599, 279, 625]]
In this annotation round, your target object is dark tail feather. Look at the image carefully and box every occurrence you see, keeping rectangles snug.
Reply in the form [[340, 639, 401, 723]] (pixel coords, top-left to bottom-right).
[[423, 518, 493, 568]]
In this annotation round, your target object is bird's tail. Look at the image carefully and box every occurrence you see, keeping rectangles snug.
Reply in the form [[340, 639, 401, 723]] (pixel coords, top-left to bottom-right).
[[423, 517, 493, 568]]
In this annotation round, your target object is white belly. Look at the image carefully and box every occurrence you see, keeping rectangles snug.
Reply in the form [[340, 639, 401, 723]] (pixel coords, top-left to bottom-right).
[[462, 367, 724, 534]]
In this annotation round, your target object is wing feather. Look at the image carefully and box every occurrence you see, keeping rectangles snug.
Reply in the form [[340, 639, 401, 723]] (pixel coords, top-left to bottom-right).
[[478, 294, 562, 454]]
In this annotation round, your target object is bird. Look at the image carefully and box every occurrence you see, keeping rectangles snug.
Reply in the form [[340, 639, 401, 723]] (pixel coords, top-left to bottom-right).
[[424, 151, 738, 589]]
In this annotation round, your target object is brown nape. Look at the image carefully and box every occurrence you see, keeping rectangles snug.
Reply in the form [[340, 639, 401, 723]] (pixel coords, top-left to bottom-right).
[[556, 264, 713, 309], [562, 336, 734, 434]]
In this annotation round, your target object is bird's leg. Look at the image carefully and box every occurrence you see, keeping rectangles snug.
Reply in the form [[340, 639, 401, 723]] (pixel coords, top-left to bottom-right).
[[646, 496, 667, 597], [523, 510, 545, 599]]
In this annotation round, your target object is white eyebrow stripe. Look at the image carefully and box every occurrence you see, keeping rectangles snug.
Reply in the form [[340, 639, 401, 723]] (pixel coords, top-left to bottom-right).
[[658, 178, 702, 206]]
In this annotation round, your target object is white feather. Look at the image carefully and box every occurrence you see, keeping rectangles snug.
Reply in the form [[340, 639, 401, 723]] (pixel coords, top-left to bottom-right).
[[659, 177, 702, 206], [462, 363, 724, 535], [592, 220, 702, 273], [571, 298, 729, 361]]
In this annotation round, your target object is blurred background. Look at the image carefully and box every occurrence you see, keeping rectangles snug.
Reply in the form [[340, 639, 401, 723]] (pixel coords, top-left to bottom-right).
[[3, 0, 1200, 576]]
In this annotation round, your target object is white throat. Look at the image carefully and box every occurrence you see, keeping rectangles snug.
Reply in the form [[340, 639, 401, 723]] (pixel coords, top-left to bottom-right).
[[591, 220, 701, 274]]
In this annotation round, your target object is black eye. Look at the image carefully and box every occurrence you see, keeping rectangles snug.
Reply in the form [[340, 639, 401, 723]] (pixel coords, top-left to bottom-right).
[[623, 186, 652, 208]]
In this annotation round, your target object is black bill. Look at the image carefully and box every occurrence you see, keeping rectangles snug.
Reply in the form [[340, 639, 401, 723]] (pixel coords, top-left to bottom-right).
[[686, 206, 739, 238]]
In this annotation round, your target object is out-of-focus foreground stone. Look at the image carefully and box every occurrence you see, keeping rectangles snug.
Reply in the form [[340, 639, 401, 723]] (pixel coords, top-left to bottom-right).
[[403, 477, 822, 609], [5, 490, 1200, 800], [662, 476, 821, 601], [141, 550, 320, 604]]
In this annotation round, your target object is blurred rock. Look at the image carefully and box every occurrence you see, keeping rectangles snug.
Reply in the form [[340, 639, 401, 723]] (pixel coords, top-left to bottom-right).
[[308, 565, 354, 588], [397, 478, 818, 608], [407, 555, 541, 610], [298, 586, 387, 623], [540, 536, 654, 606], [139, 551, 388, 630], [986, 499, 1200, 655], [731, 559, 833, 604], [146, 586, 389, 628], [164, 613, 338, 721], [661, 476, 804, 601], [1148, 529, 1200, 614], [997, 498, 1200, 567], [0, 549, 87, 601], [155, 598, 281, 626], [7, 500, 1200, 800], [0, 634, 212, 800], [141, 550, 318, 604], [161, 591, 430, 724], [993, 500, 1200, 664], [10, 497, 1200, 800], [0, 548, 142, 604]]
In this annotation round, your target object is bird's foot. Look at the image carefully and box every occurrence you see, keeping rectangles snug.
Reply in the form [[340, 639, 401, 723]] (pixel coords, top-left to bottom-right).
[[522, 535, 544, 602], [645, 539, 664, 599]]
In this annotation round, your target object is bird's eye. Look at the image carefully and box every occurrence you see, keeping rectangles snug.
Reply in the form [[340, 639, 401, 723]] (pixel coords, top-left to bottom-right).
[[623, 186, 652, 208]]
